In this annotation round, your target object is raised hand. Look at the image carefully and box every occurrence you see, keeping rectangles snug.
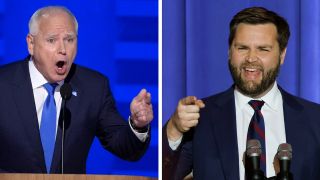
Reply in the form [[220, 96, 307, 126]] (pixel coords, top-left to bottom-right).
[[130, 89, 153, 128], [167, 96, 205, 141]]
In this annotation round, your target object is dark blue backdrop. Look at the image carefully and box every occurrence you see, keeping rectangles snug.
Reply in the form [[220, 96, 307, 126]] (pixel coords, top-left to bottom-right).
[[0, 0, 158, 177], [163, 0, 320, 123]]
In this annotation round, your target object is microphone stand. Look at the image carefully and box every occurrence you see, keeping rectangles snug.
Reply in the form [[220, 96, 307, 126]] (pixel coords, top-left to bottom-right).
[[276, 158, 293, 180], [245, 155, 266, 180], [61, 99, 66, 174], [59, 83, 72, 174], [276, 143, 293, 180], [245, 139, 266, 180]]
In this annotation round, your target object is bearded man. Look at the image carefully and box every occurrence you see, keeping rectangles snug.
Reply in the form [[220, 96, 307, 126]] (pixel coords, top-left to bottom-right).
[[163, 6, 320, 180]]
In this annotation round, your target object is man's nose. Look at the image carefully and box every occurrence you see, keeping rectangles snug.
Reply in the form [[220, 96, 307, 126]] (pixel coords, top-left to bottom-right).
[[245, 50, 258, 62], [58, 40, 66, 55]]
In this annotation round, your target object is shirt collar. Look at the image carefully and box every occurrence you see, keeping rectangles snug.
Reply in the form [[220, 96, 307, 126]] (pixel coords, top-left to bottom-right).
[[234, 82, 282, 111], [28, 58, 63, 89]]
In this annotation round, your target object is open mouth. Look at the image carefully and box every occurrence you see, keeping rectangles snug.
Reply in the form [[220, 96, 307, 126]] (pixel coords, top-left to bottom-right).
[[244, 67, 259, 72], [55, 61, 68, 75], [56, 61, 66, 68], [242, 66, 262, 80]]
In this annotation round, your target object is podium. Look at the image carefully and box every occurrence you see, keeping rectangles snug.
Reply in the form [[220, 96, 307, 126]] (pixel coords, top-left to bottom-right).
[[0, 173, 157, 180]]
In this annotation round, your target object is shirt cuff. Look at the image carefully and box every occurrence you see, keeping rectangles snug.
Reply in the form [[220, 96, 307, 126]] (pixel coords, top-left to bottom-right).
[[168, 135, 183, 150], [128, 116, 149, 142]]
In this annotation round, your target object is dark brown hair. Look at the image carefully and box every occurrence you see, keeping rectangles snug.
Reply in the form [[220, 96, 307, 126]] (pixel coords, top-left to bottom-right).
[[228, 7, 290, 52]]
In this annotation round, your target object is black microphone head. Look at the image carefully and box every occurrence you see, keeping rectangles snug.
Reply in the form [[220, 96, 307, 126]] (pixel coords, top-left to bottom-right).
[[246, 139, 262, 157], [277, 143, 292, 160], [60, 83, 72, 100]]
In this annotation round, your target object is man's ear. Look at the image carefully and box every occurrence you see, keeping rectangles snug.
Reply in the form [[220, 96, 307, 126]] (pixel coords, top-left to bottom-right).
[[26, 34, 34, 55], [280, 48, 287, 65]]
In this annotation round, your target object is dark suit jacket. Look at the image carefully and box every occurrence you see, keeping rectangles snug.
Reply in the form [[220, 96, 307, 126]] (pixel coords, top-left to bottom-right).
[[163, 86, 320, 180], [0, 59, 150, 173]]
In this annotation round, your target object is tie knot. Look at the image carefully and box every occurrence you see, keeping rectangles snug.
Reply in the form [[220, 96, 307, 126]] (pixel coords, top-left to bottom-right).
[[43, 83, 57, 95], [249, 100, 264, 111]]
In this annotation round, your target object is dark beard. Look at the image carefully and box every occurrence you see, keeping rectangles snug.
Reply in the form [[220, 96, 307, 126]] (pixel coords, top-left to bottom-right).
[[228, 59, 280, 97]]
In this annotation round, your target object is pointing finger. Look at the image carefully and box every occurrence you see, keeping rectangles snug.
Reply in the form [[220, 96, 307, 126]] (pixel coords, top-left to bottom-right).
[[135, 89, 147, 102], [143, 92, 151, 104], [180, 96, 205, 108], [180, 96, 197, 105], [195, 99, 205, 108]]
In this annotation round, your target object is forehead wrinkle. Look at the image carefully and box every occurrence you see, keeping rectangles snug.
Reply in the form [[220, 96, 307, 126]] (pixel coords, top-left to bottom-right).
[[37, 13, 76, 32]]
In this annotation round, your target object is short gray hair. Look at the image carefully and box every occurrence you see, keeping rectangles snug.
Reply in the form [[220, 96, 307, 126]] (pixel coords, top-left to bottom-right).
[[28, 6, 78, 35]]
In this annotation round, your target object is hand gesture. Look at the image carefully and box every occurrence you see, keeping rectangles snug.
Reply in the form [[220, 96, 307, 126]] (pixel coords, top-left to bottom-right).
[[167, 96, 205, 140], [130, 89, 153, 128]]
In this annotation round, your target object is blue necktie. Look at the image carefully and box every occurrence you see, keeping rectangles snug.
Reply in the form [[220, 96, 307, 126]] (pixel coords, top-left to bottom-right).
[[247, 100, 266, 175], [40, 83, 57, 173]]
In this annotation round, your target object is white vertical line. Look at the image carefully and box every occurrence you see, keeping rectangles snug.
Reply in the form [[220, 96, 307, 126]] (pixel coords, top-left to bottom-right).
[[158, 0, 163, 179]]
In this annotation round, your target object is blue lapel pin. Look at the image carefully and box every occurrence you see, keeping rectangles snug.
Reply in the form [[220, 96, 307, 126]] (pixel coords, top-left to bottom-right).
[[72, 91, 77, 97]]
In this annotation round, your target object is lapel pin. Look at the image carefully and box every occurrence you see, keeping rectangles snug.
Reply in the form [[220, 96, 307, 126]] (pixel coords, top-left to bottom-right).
[[72, 91, 77, 97]]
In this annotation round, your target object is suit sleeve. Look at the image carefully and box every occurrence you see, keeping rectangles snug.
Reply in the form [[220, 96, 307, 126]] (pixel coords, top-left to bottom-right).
[[163, 122, 193, 180], [95, 77, 150, 161]]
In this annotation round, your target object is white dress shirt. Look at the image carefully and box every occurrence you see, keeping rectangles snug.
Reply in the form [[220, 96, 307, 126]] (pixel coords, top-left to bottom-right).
[[29, 60, 63, 137], [28, 60, 148, 142], [168, 82, 286, 178], [235, 82, 286, 179]]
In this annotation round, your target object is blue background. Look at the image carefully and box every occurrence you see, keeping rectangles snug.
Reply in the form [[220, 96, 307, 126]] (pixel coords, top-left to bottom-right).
[[0, 0, 158, 177], [163, 0, 320, 123]]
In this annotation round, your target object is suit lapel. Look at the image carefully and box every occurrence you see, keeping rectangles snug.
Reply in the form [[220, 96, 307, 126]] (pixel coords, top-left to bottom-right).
[[280, 88, 304, 148], [212, 88, 240, 180], [10, 61, 83, 173], [210, 86, 307, 179], [11, 60, 47, 172], [280, 88, 306, 174]]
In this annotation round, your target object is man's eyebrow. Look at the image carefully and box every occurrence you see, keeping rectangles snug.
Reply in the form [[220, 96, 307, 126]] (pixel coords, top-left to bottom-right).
[[65, 32, 77, 36], [66, 33, 76, 36], [42, 33, 76, 39], [233, 43, 273, 48], [233, 43, 248, 47], [257, 45, 273, 49]]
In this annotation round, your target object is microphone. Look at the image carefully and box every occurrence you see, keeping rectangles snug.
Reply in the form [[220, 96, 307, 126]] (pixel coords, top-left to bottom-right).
[[60, 83, 72, 174], [276, 143, 293, 180], [60, 83, 72, 100], [246, 139, 266, 180]]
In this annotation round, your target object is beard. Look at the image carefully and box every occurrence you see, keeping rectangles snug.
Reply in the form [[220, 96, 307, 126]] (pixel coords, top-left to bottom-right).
[[228, 59, 280, 97]]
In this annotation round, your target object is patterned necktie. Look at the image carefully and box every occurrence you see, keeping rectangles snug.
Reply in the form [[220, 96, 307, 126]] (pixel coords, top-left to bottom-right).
[[40, 83, 57, 173], [247, 100, 266, 174]]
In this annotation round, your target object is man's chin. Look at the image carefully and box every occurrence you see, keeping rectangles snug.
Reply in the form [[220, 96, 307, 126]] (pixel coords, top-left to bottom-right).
[[49, 74, 67, 83], [237, 81, 263, 97]]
